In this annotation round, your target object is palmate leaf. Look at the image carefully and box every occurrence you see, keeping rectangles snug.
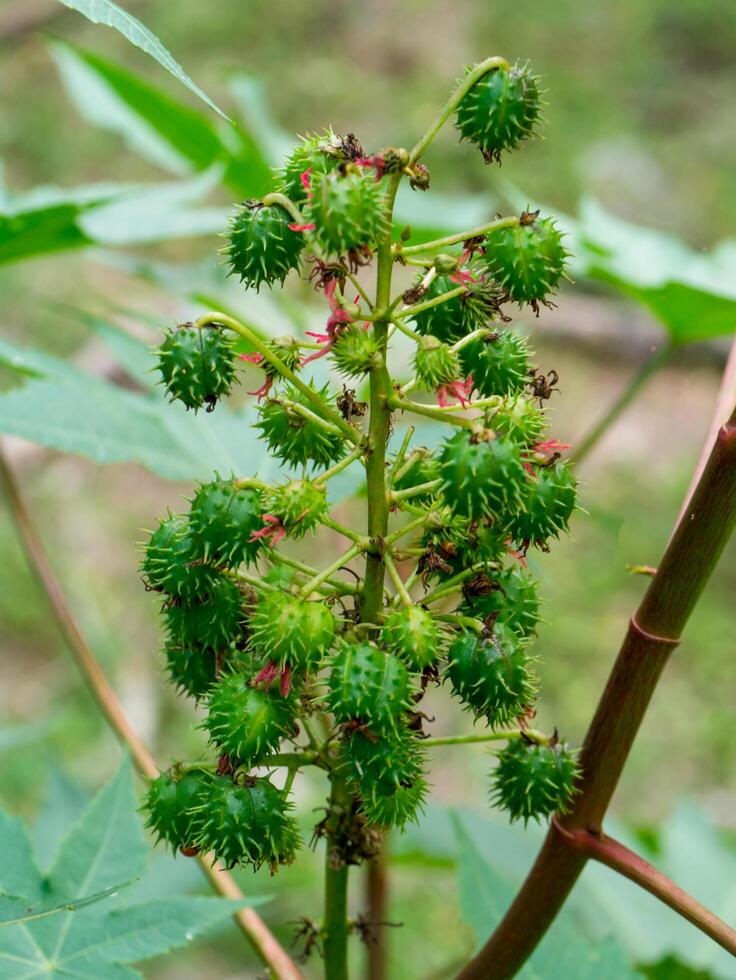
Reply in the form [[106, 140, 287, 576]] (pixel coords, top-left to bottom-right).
[[0, 882, 131, 927], [0, 758, 261, 979], [54, 0, 230, 121]]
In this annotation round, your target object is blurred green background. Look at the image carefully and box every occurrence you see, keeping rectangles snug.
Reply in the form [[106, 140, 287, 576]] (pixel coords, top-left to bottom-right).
[[1, 1, 735, 978]]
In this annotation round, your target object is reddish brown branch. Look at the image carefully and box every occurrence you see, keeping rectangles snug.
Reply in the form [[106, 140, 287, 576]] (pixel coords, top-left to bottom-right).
[[457, 405, 736, 980], [366, 850, 389, 980], [551, 819, 736, 956]]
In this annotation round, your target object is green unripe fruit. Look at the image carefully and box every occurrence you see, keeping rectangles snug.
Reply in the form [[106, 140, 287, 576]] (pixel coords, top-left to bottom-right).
[[189, 479, 263, 567], [164, 641, 219, 700], [202, 674, 296, 765], [439, 431, 527, 520], [305, 169, 389, 255], [331, 324, 382, 377], [507, 461, 578, 547], [276, 130, 343, 206], [461, 330, 532, 398], [268, 335, 303, 374], [344, 729, 428, 829], [141, 514, 219, 599], [256, 383, 347, 470], [224, 200, 303, 290], [156, 323, 237, 412], [422, 507, 509, 579], [326, 643, 412, 734], [455, 62, 542, 163], [484, 217, 567, 306], [491, 738, 579, 824], [249, 592, 336, 671], [267, 479, 329, 538], [164, 578, 243, 650], [489, 394, 546, 447], [413, 335, 461, 390], [392, 449, 441, 502], [411, 272, 500, 344], [194, 776, 300, 870], [463, 567, 540, 638], [446, 624, 537, 725], [381, 606, 443, 671], [144, 770, 212, 852]]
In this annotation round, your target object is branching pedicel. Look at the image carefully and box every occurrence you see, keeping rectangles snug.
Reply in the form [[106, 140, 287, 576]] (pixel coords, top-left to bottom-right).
[[142, 57, 580, 976]]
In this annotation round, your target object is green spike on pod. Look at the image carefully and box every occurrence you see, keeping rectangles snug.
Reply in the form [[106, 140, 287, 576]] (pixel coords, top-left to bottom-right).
[[326, 642, 413, 734], [156, 322, 237, 412], [275, 129, 347, 206], [381, 605, 444, 671], [249, 592, 336, 672], [490, 737, 579, 824], [462, 566, 541, 638], [411, 271, 501, 344], [141, 513, 219, 599], [143, 769, 213, 853], [455, 61, 542, 163], [163, 578, 243, 650], [446, 623, 538, 725], [439, 430, 527, 520], [224, 200, 304, 291], [483, 217, 568, 306], [461, 330, 533, 398], [266, 479, 329, 539], [487, 393, 546, 448], [506, 461, 578, 548], [343, 727, 428, 829], [305, 169, 390, 255], [256, 382, 347, 470], [413, 335, 462, 390], [331, 324, 382, 377], [202, 673, 296, 765], [188, 478, 264, 568]]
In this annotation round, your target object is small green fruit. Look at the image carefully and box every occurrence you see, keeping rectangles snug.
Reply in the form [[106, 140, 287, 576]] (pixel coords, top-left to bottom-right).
[[156, 323, 237, 412], [461, 330, 532, 398], [491, 738, 579, 824], [413, 335, 461, 390], [276, 129, 345, 205], [327, 643, 412, 734], [439, 431, 527, 520], [488, 394, 546, 447], [163, 579, 243, 650], [305, 169, 389, 255], [141, 514, 219, 599], [483, 217, 567, 306], [507, 461, 578, 547], [411, 272, 500, 344], [256, 383, 347, 470], [463, 567, 540, 638], [381, 606, 443, 671], [163, 641, 219, 700], [144, 769, 212, 852], [249, 592, 336, 672], [331, 325, 382, 377], [224, 200, 304, 290], [267, 480, 329, 539], [391, 449, 441, 502], [455, 62, 542, 163], [189, 479, 263, 568], [203, 674, 296, 765], [344, 728, 427, 828]]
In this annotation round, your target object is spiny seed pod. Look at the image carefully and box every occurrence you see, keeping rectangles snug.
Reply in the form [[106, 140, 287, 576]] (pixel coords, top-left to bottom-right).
[[455, 62, 542, 163], [507, 461, 578, 547], [225, 200, 304, 291], [163, 641, 219, 700], [249, 592, 336, 671], [439, 431, 527, 520], [256, 383, 346, 470], [463, 567, 540, 638], [446, 624, 537, 725], [156, 323, 237, 412], [381, 606, 443, 671], [164, 579, 243, 650], [461, 330, 532, 398], [144, 769, 212, 852], [391, 449, 441, 501], [343, 728, 427, 829], [331, 324, 382, 377], [491, 738, 579, 824], [326, 643, 412, 734], [422, 509, 509, 580], [411, 272, 500, 344], [141, 514, 219, 599], [202, 674, 296, 765], [483, 217, 567, 306], [188, 479, 263, 567], [267, 480, 329, 539], [268, 335, 303, 373], [194, 775, 300, 870], [489, 394, 546, 447], [275, 129, 345, 206], [305, 169, 389, 255], [413, 335, 461, 390]]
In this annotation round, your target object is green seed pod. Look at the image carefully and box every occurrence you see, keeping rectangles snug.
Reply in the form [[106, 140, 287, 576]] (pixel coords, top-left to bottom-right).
[[249, 592, 336, 671], [331, 324, 382, 377], [343, 728, 427, 829], [202, 674, 296, 765], [188, 479, 263, 568], [413, 335, 461, 390], [411, 272, 500, 344], [381, 606, 443, 671], [507, 461, 578, 547], [326, 643, 412, 734], [256, 383, 347, 470], [305, 169, 390, 255], [461, 330, 532, 398], [483, 217, 567, 306], [163, 641, 219, 700], [156, 323, 237, 412], [275, 129, 345, 206], [391, 449, 441, 502], [267, 479, 329, 539], [164, 578, 243, 650], [141, 513, 219, 599], [455, 62, 542, 163], [194, 775, 300, 870], [268, 335, 303, 373], [488, 394, 546, 447], [144, 769, 213, 852], [439, 431, 527, 520], [463, 567, 540, 638], [224, 200, 304, 291], [491, 738, 579, 824], [421, 507, 509, 580], [446, 624, 537, 725]]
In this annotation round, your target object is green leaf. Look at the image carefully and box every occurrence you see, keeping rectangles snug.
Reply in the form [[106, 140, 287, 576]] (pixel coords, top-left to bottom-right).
[[0, 811, 44, 903], [0, 882, 132, 927], [640, 955, 717, 979], [54, 0, 230, 121]]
